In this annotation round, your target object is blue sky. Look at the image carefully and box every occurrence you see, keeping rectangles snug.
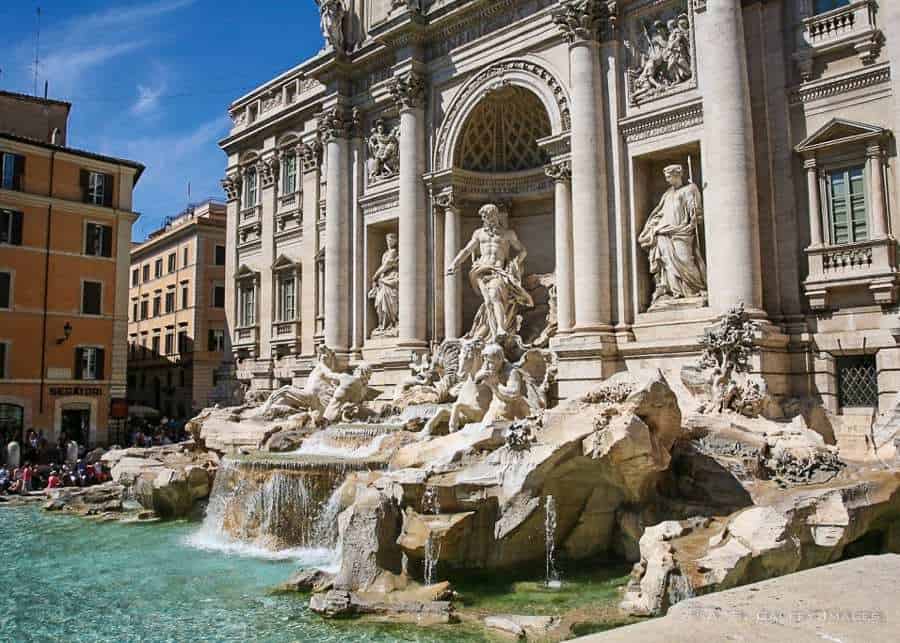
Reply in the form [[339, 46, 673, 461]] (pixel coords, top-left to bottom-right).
[[0, 0, 323, 240]]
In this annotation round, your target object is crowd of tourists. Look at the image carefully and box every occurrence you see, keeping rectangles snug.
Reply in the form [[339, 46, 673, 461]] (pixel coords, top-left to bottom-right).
[[0, 460, 108, 495]]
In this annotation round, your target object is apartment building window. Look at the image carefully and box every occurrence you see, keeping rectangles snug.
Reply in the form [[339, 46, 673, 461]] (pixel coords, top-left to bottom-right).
[[239, 283, 256, 326], [153, 295, 161, 317], [215, 245, 226, 266], [243, 168, 258, 209], [0, 209, 23, 245], [151, 335, 161, 355], [82, 281, 102, 315], [282, 153, 297, 194], [814, 0, 850, 14], [0, 272, 10, 309], [0, 342, 7, 378], [208, 329, 226, 352], [155, 258, 163, 278], [75, 347, 104, 381], [165, 333, 174, 355], [181, 285, 189, 309], [140, 300, 148, 320], [165, 291, 175, 313], [168, 253, 176, 273], [132, 302, 138, 321], [183, 246, 189, 267], [178, 330, 190, 354], [84, 222, 113, 257], [0, 153, 25, 191], [826, 166, 868, 245], [277, 274, 296, 321], [132, 268, 139, 286], [213, 285, 225, 308], [81, 170, 113, 206]]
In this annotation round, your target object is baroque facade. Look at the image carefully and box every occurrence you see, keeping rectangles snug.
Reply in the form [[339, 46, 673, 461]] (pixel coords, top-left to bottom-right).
[[220, 0, 900, 441]]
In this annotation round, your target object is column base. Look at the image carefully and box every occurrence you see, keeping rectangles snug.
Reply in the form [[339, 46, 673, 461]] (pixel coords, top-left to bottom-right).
[[550, 331, 620, 402]]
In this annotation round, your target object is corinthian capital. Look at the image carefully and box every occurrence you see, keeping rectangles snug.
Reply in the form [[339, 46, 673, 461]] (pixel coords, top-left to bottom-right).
[[552, 0, 617, 43], [221, 172, 242, 202], [545, 161, 571, 182], [390, 72, 426, 110], [317, 106, 359, 142]]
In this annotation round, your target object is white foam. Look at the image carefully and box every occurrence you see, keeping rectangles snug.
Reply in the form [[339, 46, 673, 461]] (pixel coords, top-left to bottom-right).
[[183, 529, 339, 570], [292, 431, 390, 459]]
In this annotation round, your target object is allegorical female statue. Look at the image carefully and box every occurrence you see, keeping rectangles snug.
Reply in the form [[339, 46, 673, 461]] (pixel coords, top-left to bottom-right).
[[369, 232, 399, 337], [638, 164, 707, 307], [317, 0, 346, 53]]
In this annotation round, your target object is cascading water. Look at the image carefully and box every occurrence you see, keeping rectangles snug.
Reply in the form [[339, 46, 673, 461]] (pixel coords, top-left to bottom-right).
[[545, 495, 561, 588], [422, 486, 442, 586]]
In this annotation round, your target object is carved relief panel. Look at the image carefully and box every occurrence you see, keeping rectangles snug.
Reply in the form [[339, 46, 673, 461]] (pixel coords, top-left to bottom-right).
[[624, 0, 697, 106]]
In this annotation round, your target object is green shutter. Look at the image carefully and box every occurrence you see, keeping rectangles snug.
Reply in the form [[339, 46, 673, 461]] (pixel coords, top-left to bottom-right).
[[828, 166, 868, 244]]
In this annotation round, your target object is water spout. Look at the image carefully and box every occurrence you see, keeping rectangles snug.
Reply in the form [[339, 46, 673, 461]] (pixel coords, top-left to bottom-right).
[[422, 486, 442, 586], [545, 495, 560, 588]]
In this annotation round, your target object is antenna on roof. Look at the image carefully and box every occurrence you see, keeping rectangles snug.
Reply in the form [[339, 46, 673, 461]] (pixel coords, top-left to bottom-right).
[[33, 7, 42, 97]]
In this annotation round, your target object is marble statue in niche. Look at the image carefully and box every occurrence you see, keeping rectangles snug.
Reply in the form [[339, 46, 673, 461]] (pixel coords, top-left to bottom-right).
[[625, 4, 694, 104], [638, 164, 707, 309], [317, 0, 346, 53], [366, 118, 400, 182], [447, 203, 533, 343], [369, 232, 400, 337]]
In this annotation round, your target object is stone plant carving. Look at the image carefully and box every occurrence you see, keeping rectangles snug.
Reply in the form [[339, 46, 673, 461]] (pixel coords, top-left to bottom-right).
[[366, 118, 400, 182], [447, 203, 533, 343], [638, 164, 706, 309], [682, 302, 766, 417], [625, 4, 694, 104], [317, 0, 346, 53], [368, 232, 399, 337]]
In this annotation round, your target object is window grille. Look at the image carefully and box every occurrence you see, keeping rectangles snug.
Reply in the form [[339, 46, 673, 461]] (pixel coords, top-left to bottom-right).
[[837, 355, 878, 408]]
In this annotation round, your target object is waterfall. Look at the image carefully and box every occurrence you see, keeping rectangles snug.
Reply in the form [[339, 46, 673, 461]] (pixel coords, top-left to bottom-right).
[[422, 486, 442, 586], [187, 457, 348, 565], [545, 495, 560, 588]]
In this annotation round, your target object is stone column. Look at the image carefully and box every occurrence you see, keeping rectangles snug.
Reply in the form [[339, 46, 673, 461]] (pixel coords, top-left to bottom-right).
[[553, 1, 612, 332], [257, 154, 278, 363], [221, 171, 242, 358], [298, 140, 322, 356], [351, 133, 366, 353], [319, 107, 354, 352], [867, 143, 888, 239], [391, 71, 428, 348], [804, 158, 824, 248], [436, 193, 462, 339], [698, 0, 762, 312], [546, 162, 575, 333]]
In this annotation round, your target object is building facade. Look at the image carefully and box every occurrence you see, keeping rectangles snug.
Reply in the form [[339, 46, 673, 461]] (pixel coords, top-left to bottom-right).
[[219, 0, 900, 443], [127, 200, 229, 419], [0, 91, 143, 450]]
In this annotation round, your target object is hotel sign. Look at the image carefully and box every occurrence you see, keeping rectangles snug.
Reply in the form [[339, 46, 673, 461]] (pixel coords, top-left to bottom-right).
[[48, 386, 103, 397]]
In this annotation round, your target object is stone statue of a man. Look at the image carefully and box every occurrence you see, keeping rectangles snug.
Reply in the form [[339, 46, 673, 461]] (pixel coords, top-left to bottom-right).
[[317, 0, 346, 53], [638, 164, 707, 307], [447, 203, 533, 342], [368, 232, 399, 337]]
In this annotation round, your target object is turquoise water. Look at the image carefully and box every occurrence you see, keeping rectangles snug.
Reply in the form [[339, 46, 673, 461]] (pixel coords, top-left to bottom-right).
[[0, 507, 484, 642]]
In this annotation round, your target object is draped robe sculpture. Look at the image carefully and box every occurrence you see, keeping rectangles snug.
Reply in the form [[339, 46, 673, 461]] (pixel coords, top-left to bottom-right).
[[368, 232, 399, 337]]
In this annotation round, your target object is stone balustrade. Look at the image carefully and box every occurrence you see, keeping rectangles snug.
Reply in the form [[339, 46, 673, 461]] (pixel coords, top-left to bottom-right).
[[804, 237, 898, 310], [800, 0, 881, 65]]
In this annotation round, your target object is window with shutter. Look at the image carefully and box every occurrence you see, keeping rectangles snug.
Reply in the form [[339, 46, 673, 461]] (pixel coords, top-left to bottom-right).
[[132, 302, 138, 321], [152, 335, 160, 355], [78, 347, 102, 380], [82, 281, 102, 315], [143, 264, 150, 281], [213, 285, 225, 308], [0, 342, 6, 378], [182, 286, 189, 309], [132, 269, 139, 286], [84, 223, 112, 257], [0, 210, 23, 245], [1, 153, 25, 190], [243, 169, 258, 209], [165, 333, 174, 355], [140, 300, 148, 320], [827, 166, 868, 244], [85, 171, 107, 205], [153, 296, 161, 316], [183, 246, 189, 267], [215, 245, 226, 266], [0, 272, 10, 308], [165, 291, 175, 313], [155, 259, 163, 278], [168, 253, 176, 273]]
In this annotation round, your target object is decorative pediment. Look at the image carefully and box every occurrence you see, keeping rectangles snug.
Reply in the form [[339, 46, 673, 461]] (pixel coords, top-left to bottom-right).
[[235, 264, 259, 281], [795, 118, 886, 155], [272, 254, 298, 271]]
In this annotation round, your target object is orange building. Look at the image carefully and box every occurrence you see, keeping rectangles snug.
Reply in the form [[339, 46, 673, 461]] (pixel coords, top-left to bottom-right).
[[0, 91, 144, 451]]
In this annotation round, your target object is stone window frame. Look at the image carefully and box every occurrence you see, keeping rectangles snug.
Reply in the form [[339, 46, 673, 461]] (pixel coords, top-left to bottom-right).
[[0, 268, 13, 310], [80, 278, 104, 317], [235, 265, 260, 329], [272, 255, 300, 323]]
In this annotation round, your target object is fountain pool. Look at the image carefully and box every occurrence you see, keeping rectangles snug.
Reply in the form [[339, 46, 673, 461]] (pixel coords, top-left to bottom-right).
[[0, 506, 485, 642]]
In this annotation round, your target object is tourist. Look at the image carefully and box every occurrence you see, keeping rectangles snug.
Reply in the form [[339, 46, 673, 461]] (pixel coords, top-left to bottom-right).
[[0, 466, 9, 493], [46, 470, 62, 490], [21, 463, 33, 493]]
